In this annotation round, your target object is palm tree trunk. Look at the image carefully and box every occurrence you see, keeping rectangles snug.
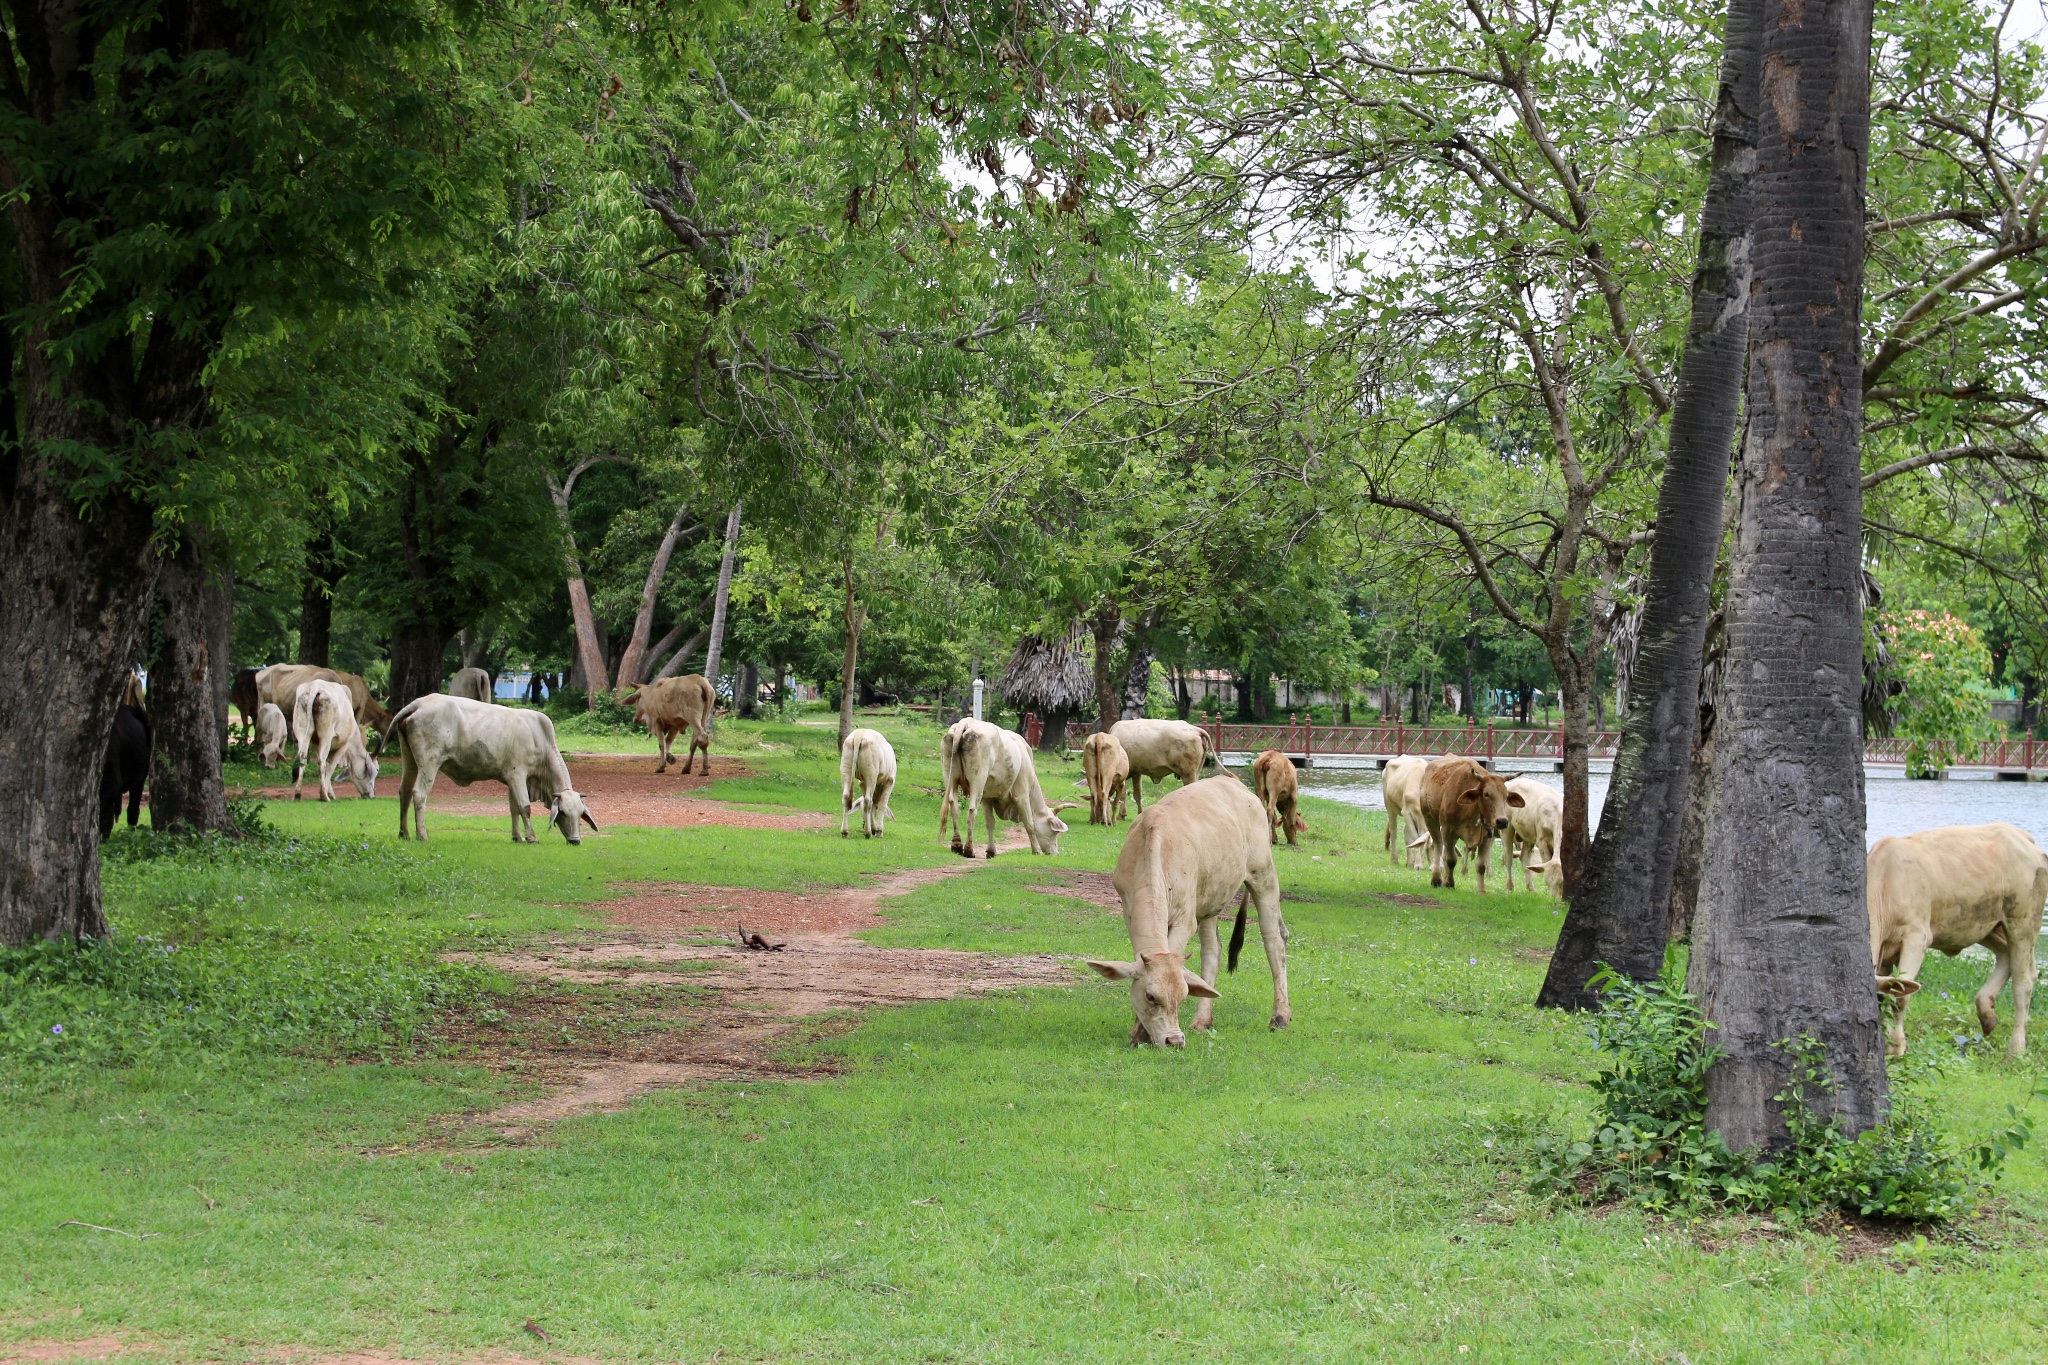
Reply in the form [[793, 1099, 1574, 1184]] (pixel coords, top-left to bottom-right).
[[837, 551, 865, 749], [1539, 0, 1764, 1009], [1693, 0, 1885, 1150]]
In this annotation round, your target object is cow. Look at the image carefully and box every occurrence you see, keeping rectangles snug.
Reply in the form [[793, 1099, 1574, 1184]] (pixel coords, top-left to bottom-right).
[[1109, 718, 1215, 813], [938, 718, 1073, 858], [291, 680, 379, 802], [376, 694, 596, 844], [1085, 774, 1292, 1047], [624, 673, 716, 775], [256, 702, 290, 768], [257, 664, 390, 737], [230, 667, 261, 742], [447, 667, 493, 703], [1869, 822, 2048, 1059], [99, 695, 151, 839], [839, 728, 898, 839], [1381, 755, 1434, 869], [1251, 749, 1308, 847], [1418, 756, 1523, 893], [1081, 731, 1129, 826], [1503, 776, 1562, 892]]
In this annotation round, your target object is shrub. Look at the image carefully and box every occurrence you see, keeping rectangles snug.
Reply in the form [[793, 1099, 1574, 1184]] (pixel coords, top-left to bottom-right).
[[1529, 967, 2023, 1222], [1880, 609, 2000, 777], [547, 690, 644, 737]]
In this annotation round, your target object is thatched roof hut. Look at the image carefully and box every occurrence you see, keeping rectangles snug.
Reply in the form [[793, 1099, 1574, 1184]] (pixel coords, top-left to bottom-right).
[[999, 628, 1093, 719]]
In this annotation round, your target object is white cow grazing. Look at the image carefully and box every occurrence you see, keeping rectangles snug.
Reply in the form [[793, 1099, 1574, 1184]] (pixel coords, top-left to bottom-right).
[[376, 694, 596, 844], [447, 667, 493, 703], [1086, 774, 1291, 1047], [840, 728, 898, 839], [1869, 822, 2048, 1059], [1503, 776, 1562, 892], [257, 702, 290, 769], [291, 680, 378, 802], [1109, 718, 1214, 812], [938, 718, 1072, 858], [1381, 755, 1435, 869]]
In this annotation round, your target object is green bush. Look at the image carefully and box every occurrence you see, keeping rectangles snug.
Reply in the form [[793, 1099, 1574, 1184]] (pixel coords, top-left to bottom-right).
[[547, 690, 645, 737], [1528, 967, 2021, 1222]]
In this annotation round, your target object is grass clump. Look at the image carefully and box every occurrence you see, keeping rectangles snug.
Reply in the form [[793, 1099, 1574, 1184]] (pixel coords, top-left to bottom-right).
[[1529, 966, 2025, 1222]]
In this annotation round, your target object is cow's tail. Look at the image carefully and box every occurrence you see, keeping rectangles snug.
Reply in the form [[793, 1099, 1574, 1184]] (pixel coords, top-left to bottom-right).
[[1227, 888, 1249, 973], [373, 696, 427, 760]]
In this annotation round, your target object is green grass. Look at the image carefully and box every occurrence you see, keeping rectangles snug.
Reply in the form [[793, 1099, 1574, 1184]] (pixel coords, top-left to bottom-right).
[[7, 714, 2048, 1361]]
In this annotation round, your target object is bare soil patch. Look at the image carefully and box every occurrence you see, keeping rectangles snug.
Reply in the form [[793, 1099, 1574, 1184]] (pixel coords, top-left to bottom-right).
[[1376, 893, 1444, 908], [439, 836, 1072, 1135], [1022, 870, 1122, 911]]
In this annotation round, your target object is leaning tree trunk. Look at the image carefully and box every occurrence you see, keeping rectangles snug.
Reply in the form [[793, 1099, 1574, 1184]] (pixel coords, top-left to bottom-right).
[[837, 552, 866, 750], [150, 528, 235, 833], [1693, 0, 1885, 1151], [1538, 0, 1763, 1009], [613, 504, 692, 694], [702, 502, 742, 688], [0, 451, 160, 944]]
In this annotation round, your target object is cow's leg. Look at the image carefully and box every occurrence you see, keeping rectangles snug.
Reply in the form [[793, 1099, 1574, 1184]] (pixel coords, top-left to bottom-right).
[[1889, 931, 1934, 1057], [319, 733, 339, 802], [1192, 913, 1222, 1032], [2007, 919, 2036, 1058], [983, 798, 999, 859], [410, 764, 438, 841], [1474, 833, 1490, 894], [1976, 936, 2012, 1044], [398, 753, 416, 839], [1250, 869, 1290, 1030], [840, 777, 854, 837], [1130, 774, 1143, 813], [507, 773, 533, 842]]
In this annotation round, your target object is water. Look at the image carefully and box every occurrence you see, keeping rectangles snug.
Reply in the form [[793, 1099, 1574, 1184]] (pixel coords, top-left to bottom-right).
[[1300, 765, 2048, 850]]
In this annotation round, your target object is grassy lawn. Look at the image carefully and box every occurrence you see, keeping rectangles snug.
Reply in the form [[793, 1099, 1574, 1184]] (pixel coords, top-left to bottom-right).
[[7, 711, 2048, 1362]]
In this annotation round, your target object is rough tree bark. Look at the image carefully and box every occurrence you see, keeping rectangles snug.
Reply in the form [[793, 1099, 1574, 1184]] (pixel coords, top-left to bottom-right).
[[149, 528, 235, 833], [702, 502, 742, 688], [837, 551, 866, 749], [1090, 604, 1122, 733], [297, 527, 345, 667], [738, 663, 760, 718], [1539, 0, 1763, 1009], [613, 505, 695, 694], [1693, 0, 1886, 1150]]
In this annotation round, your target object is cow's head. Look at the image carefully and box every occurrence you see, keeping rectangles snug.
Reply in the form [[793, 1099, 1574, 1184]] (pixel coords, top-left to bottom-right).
[[1536, 855, 1564, 898], [1085, 952, 1220, 1048], [347, 746, 380, 800], [1458, 768, 1525, 832], [548, 790, 600, 845], [1028, 803, 1076, 855]]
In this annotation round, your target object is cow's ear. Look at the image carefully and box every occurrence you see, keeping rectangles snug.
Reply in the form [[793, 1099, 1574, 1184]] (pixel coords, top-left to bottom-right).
[[1086, 959, 1140, 981], [1184, 970, 1221, 999], [581, 810, 600, 831], [1877, 975, 1921, 999], [1506, 792, 1526, 807], [1459, 784, 1483, 804], [1047, 815, 1069, 834]]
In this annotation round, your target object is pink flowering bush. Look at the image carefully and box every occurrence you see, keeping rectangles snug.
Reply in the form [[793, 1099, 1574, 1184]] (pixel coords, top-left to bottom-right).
[[1880, 610, 2000, 777]]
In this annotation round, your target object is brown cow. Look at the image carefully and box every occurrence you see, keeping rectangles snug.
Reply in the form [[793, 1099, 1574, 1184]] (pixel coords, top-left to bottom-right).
[[230, 667, 262, 741], [1418, 756, 1523, 893], [1085, 774, 1291, 1046], [257, 664, 389, 737], [626, 673, 716, 774], [1870, 822, 2048, 1059], [1082, 731, 1129, 826], [1251, 749, 1308, 847]]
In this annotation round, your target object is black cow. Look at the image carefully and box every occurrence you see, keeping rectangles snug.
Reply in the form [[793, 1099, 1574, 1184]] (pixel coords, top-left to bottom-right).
[[99, 704, 151, 838]]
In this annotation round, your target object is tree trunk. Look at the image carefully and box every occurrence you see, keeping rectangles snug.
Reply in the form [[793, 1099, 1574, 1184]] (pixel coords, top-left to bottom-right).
[[738, 663, 759, 718], [550, 477, 609, 704], [1547, 649, 1594, 894], [1667, 725, 1716, 943], [702, 502, 743, 689], [654, 627, 712, 682], [1090, 605, 1122, 734], [389, 624, 450, 717], [614, 505, 692, 694], [1694, 0, 1885, 1151], [837, 553, 866, 750], [1541, 0, 1763, 1010], [297, 527, 345, 668], [149, 528, 234, 833], [1174, 665, 1192, 719]]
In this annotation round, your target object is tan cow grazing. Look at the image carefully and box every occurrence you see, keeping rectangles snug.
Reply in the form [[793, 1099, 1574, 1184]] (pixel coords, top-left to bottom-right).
[[1251, 749, 1308, 847], [939, 718, 1074, 858], [258, 664, 390, 736], [447, 667, 492, 703], [1086, 775, 1292, 1046], [1503, 776, 1562, 892], [839, 728, 898, 838], [376, 694, 596, 844], [624, 673, 717, 774], [257, 702, 289, 769], [1418, 757, 1524, 893], [1869, 822, 2048, 1059], [1109, 718, 1215, 812], [291, 680, 379, 802], [1381, 755, 1434, 869], [1082, 731, 1130, 826]]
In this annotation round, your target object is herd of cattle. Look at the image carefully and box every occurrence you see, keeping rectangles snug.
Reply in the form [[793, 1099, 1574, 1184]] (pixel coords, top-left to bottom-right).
[[104, 665, 2048, 1057]]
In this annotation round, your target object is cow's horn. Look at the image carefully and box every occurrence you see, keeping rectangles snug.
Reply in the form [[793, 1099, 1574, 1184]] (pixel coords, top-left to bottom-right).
[[1049, 801, 1083, 812]]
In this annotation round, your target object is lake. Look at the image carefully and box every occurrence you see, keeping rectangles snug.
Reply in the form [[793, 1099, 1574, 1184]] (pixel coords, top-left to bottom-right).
[[1300, 765, 2048, 850]]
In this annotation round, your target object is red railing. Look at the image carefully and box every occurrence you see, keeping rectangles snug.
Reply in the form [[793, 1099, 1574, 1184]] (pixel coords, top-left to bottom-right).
[[1197, 719, 2044, 771]]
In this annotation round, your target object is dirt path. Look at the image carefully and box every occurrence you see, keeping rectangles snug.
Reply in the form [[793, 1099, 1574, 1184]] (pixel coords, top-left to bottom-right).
[[450, 834, 1077, 1136]]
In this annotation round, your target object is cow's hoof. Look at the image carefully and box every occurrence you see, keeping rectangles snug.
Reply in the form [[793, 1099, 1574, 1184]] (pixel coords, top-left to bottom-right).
[[984, 847, 997, 859], [1270, 1013, 1291, 1031], [955, 846, 975, 860]]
